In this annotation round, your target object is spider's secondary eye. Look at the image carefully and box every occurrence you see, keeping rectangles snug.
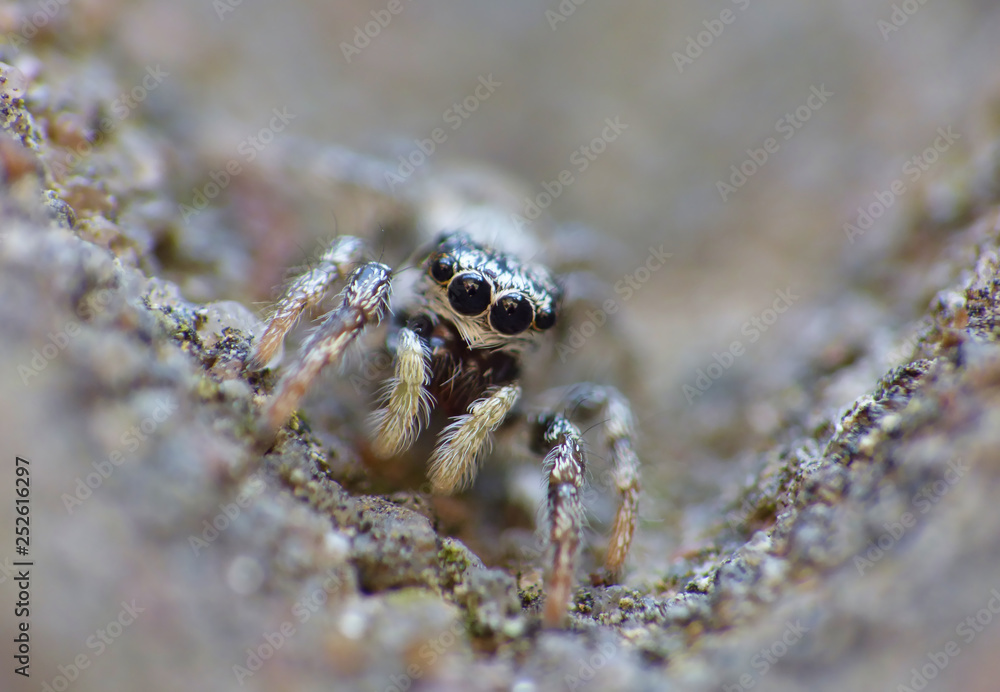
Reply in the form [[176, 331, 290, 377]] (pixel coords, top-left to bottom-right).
[[448, 271, 492, 316], [490, 293, 534, 335], [533, 306, 556, 330], [430, 254, 454, 283]]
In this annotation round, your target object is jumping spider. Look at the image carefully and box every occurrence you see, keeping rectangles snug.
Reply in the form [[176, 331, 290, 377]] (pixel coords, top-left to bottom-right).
[[248, 168, 640, 627]]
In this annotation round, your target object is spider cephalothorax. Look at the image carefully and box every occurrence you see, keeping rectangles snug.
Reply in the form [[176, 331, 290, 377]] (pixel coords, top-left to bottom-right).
[[392, 231, 563, 423], [415, 231, 562, 353], [250, 214, 639, 628], [368, 231, 569, 493]]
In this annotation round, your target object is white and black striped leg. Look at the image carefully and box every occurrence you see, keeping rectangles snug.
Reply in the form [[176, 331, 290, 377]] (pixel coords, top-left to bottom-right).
[[428, 383, 521, 494], [259, 263, 392, 435], [369, 327, 434, 458], [249, 236, 367, 370], [532, 413, 587, 627], [561, 384, 640, 577]]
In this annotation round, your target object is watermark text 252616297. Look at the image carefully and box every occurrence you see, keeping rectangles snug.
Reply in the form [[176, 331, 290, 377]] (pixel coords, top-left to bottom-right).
[[14, 456, 30, 557], [13, 456, 32, 679]]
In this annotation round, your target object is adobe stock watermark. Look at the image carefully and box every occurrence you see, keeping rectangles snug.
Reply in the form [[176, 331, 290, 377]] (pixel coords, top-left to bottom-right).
[[894, 586, 1000, 692], [725, 496, 758, 533], [188, 473, 266, 556], [50, 64, 170, 177], [511, 116, 629, 228], [673, 0, 752, 73], [213, 0, 245, 21], [853, 457, 968, 576], [878, 0, 932, 40], [39, 600, 145, 692], [556, 244, 672, 363], [681, 288, 800, 404], [178, 107, 296, 222], [545, 0, 589, 31], [348, 350, 393, 396], [61, 396, 179, 513], [717, 85, 833, 202], [379, 619, 471, 692], [339, 0, 413, 62], [843, 126, 960, 244], [3, 0, 73, 54], [383, 74, 501, 191], [19, 286, 124, 386], [563, 641, 618, 690], [232, 568, 347, 685], [722, 619, 810, 692]]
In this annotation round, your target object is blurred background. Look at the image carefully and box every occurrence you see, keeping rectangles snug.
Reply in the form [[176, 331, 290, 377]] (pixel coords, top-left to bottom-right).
[[4, 1, 1000, 689], [106, 0, 1000, 560], [105, 0, 999, 403]]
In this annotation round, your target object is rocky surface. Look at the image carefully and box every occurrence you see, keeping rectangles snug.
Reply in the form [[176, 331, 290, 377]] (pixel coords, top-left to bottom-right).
[[3, 11, 1000, 692]]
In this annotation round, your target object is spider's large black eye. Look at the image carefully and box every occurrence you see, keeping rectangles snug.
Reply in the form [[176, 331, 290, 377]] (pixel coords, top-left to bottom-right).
[[448, 271, 492, 316], [490, 293, 534, 335], [429, 253, 454, 283], [533, 306, 556, 331]]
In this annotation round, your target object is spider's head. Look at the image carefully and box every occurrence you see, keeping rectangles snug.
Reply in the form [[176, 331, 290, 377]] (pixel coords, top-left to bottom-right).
[[419, 231, 561, 352]]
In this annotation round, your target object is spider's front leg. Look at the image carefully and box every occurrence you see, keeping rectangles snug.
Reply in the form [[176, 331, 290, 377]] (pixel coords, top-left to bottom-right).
[[532, 413, 587, 627], [259, 262, 392, 435], [427, 383, 522, 494], [369, 319, 435, 458], [249, 236, 367, 370]]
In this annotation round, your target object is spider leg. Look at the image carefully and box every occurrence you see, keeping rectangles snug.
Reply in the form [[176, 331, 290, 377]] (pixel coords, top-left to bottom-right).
[[532, 413, 586, 627], [560, 384, 640, 577], [369, 326, 434, 458], [428, 382, 521, 494], [249, 235, 367, 370], [259, 263, 391, 435]]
